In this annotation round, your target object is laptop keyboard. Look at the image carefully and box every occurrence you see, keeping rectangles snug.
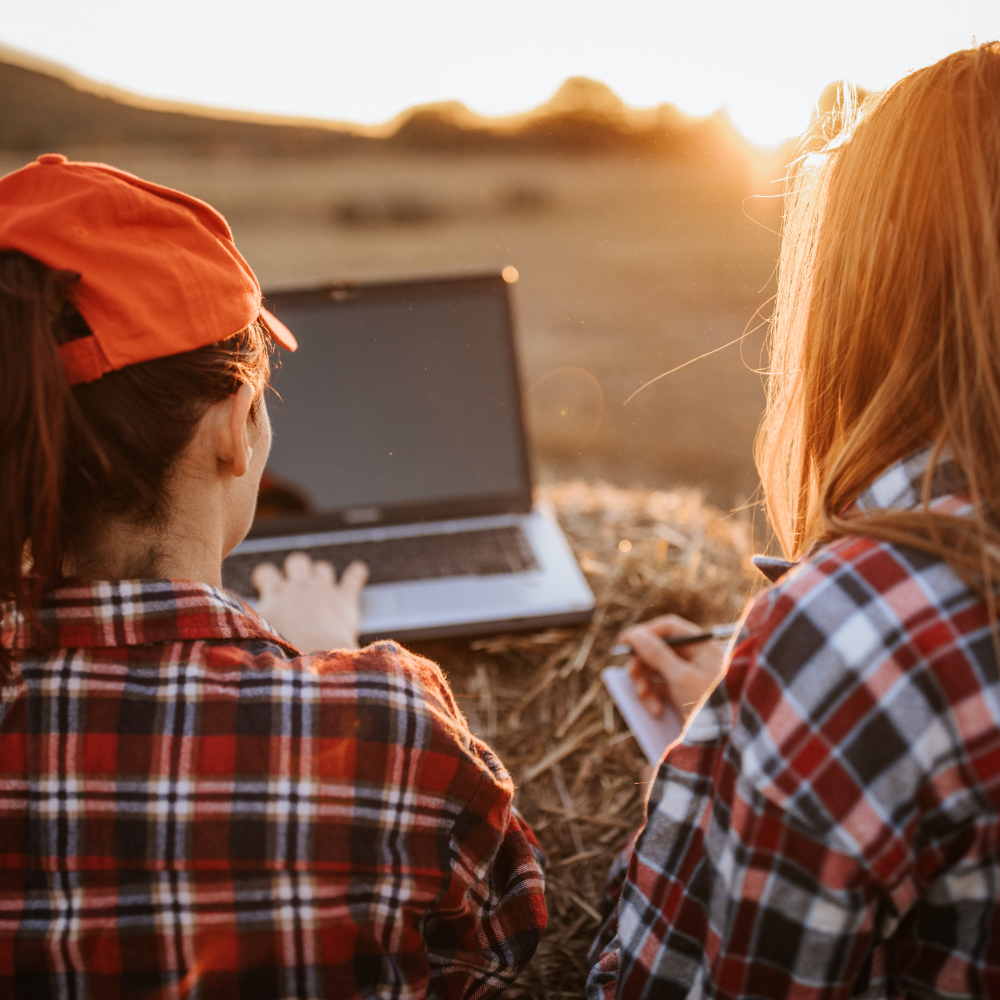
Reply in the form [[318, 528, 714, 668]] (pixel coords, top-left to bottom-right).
[[222, 525, 540, 598]]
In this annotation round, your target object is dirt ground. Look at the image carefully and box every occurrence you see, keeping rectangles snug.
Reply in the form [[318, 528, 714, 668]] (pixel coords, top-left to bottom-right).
[[0, 146, 784, 508]]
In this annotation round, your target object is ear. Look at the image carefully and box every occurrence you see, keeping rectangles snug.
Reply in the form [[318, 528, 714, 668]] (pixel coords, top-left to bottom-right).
[[216, 382, 256, 478]]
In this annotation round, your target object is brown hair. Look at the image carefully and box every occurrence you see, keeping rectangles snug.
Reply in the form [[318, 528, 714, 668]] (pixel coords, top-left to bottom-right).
[[0, 250, 272, 674], [758, 43, 1000, 607]]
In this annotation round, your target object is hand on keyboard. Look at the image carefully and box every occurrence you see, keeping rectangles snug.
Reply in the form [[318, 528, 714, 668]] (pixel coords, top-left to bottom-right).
[[252, 552, 369, 653]]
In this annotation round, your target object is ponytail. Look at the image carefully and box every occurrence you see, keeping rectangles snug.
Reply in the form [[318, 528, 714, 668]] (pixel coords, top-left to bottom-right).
[[0, 251, 273, 681], [0, 254, 91, 671]]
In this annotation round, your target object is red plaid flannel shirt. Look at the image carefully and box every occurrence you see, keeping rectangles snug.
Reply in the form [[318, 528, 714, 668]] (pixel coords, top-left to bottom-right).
[[589, 449, 1000, 999], [0, 581, 546, 999]]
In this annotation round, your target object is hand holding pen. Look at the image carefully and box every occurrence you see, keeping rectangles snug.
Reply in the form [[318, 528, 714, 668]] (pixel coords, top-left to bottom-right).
[[609, 621, 737, 656], [614, 615, 733, 724]]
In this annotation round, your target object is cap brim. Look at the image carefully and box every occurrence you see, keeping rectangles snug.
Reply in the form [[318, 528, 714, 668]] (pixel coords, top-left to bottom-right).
[[259, 306, 298, 351]]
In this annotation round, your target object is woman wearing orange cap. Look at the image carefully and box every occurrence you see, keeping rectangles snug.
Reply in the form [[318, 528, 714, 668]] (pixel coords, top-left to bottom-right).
[[0, 156, 545, 997], [589, 43, 1000, 999]]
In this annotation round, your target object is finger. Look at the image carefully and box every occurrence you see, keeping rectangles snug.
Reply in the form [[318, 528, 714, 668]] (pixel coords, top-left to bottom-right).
[[622, 614, 700, 644], [283, 551, 313, 581], [646, 614, 703, 639], [628, 658, 666, 717], [627, 664, 648, 700], [629, 628, 688, 681], [251, 562, 283, 596], [312, 560, 335, 586], [338, 561, 369, 598], [629, 658, 667, 687], [640, 691, 664, 717], [636, 668, 670, 692]]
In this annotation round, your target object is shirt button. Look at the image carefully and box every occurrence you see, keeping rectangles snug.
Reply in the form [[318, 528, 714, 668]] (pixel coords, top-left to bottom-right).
[[37, 153, 68, 165]]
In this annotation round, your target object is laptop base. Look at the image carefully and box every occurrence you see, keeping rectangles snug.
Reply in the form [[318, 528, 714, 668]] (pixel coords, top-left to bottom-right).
[[360, 608, 593, 646], [228, 502, 595, 644]]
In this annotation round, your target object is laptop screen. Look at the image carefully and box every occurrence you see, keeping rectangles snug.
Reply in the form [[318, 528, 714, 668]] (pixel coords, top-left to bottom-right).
[[257, 274, 531, 529]]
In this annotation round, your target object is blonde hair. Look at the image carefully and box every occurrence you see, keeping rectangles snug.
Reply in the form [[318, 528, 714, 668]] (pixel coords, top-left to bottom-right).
[[758, 42, 1000, 605]]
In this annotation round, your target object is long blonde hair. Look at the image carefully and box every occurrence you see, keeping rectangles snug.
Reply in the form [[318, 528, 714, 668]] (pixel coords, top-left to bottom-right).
[[758, 42, 1000, 604]]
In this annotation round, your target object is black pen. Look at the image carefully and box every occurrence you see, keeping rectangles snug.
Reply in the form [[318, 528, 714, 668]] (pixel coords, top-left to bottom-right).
[[609, 622, 738, 657]]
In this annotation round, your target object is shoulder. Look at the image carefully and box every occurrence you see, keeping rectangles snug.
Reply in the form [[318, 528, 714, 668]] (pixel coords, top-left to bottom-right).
[[205, 638, 464, 724], [199, 637, 499, 785], [691, 534, 947, 740], [705, 534, 994, 842], [206, 638, 457, 707], [742, 533, 982, 689], [315, 640, 471, 742]]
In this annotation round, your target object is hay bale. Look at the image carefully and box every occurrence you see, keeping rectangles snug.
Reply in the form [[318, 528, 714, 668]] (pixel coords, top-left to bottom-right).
[[411, 481, 760, 998]]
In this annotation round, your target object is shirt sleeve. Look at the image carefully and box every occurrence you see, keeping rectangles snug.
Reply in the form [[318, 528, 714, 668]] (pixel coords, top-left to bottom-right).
[[587, 586, 916, 1000], [358, 643, 548, 1000], [306, 642, 548, 999], [423, 755, 548, 1000], [587, 829, 641, 973]]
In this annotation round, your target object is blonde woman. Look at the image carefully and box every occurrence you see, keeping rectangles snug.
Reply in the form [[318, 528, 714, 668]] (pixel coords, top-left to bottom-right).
[[590, 43, 1000, 999]]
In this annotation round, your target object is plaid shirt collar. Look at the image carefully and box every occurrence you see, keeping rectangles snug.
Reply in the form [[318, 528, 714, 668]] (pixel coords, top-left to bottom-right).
[[752, 445, 969, 584], [1, 578, 297, 654], [852, 445, 967, 514]]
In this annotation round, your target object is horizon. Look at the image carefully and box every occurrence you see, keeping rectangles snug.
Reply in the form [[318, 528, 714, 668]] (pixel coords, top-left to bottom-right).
[[2, 0, 999, 150], [0, 42, 804, 153]]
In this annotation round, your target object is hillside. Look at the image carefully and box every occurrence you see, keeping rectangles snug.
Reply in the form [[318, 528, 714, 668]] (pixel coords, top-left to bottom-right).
[[0, 45, 370, 155], [0, 43, 761, 169]]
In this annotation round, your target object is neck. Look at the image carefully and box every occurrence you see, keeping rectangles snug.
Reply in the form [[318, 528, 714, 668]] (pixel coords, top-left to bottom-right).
[[64, 390, 263, 588], [71, 520, 225, 587], [68, 483, 235, 588]]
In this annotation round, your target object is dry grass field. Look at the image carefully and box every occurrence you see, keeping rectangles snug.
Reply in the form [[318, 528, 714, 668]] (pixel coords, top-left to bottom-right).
[[0, 144, 783, 508]]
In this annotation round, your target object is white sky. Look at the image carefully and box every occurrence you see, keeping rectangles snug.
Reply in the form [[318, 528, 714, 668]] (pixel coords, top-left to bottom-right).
[[3, 0, 999, 149]]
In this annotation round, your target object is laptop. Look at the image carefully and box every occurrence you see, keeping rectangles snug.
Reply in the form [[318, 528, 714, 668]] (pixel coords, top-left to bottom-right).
[[222, 270, 595, 644]]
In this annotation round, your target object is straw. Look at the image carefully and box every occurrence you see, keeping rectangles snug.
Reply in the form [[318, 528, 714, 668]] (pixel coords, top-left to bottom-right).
[[409, 479, 759, 997]]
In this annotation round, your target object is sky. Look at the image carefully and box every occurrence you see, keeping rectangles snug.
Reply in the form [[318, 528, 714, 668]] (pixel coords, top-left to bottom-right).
[[3, 0, 1000, 149]]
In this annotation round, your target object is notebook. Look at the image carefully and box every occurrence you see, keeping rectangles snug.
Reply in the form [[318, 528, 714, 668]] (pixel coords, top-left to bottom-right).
[[601, 667, 681, 765]]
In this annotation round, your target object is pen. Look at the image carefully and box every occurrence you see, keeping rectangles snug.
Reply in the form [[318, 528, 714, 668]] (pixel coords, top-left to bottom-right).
[[608, 622, 738, 657]]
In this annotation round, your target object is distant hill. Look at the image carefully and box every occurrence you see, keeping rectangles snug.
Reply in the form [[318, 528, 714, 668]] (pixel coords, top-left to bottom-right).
[[0, 43, 759, 167], [0, 45, 370, 155]]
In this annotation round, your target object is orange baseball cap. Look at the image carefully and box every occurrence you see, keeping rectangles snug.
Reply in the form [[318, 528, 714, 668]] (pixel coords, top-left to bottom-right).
[[0, 153, 297, 385]]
